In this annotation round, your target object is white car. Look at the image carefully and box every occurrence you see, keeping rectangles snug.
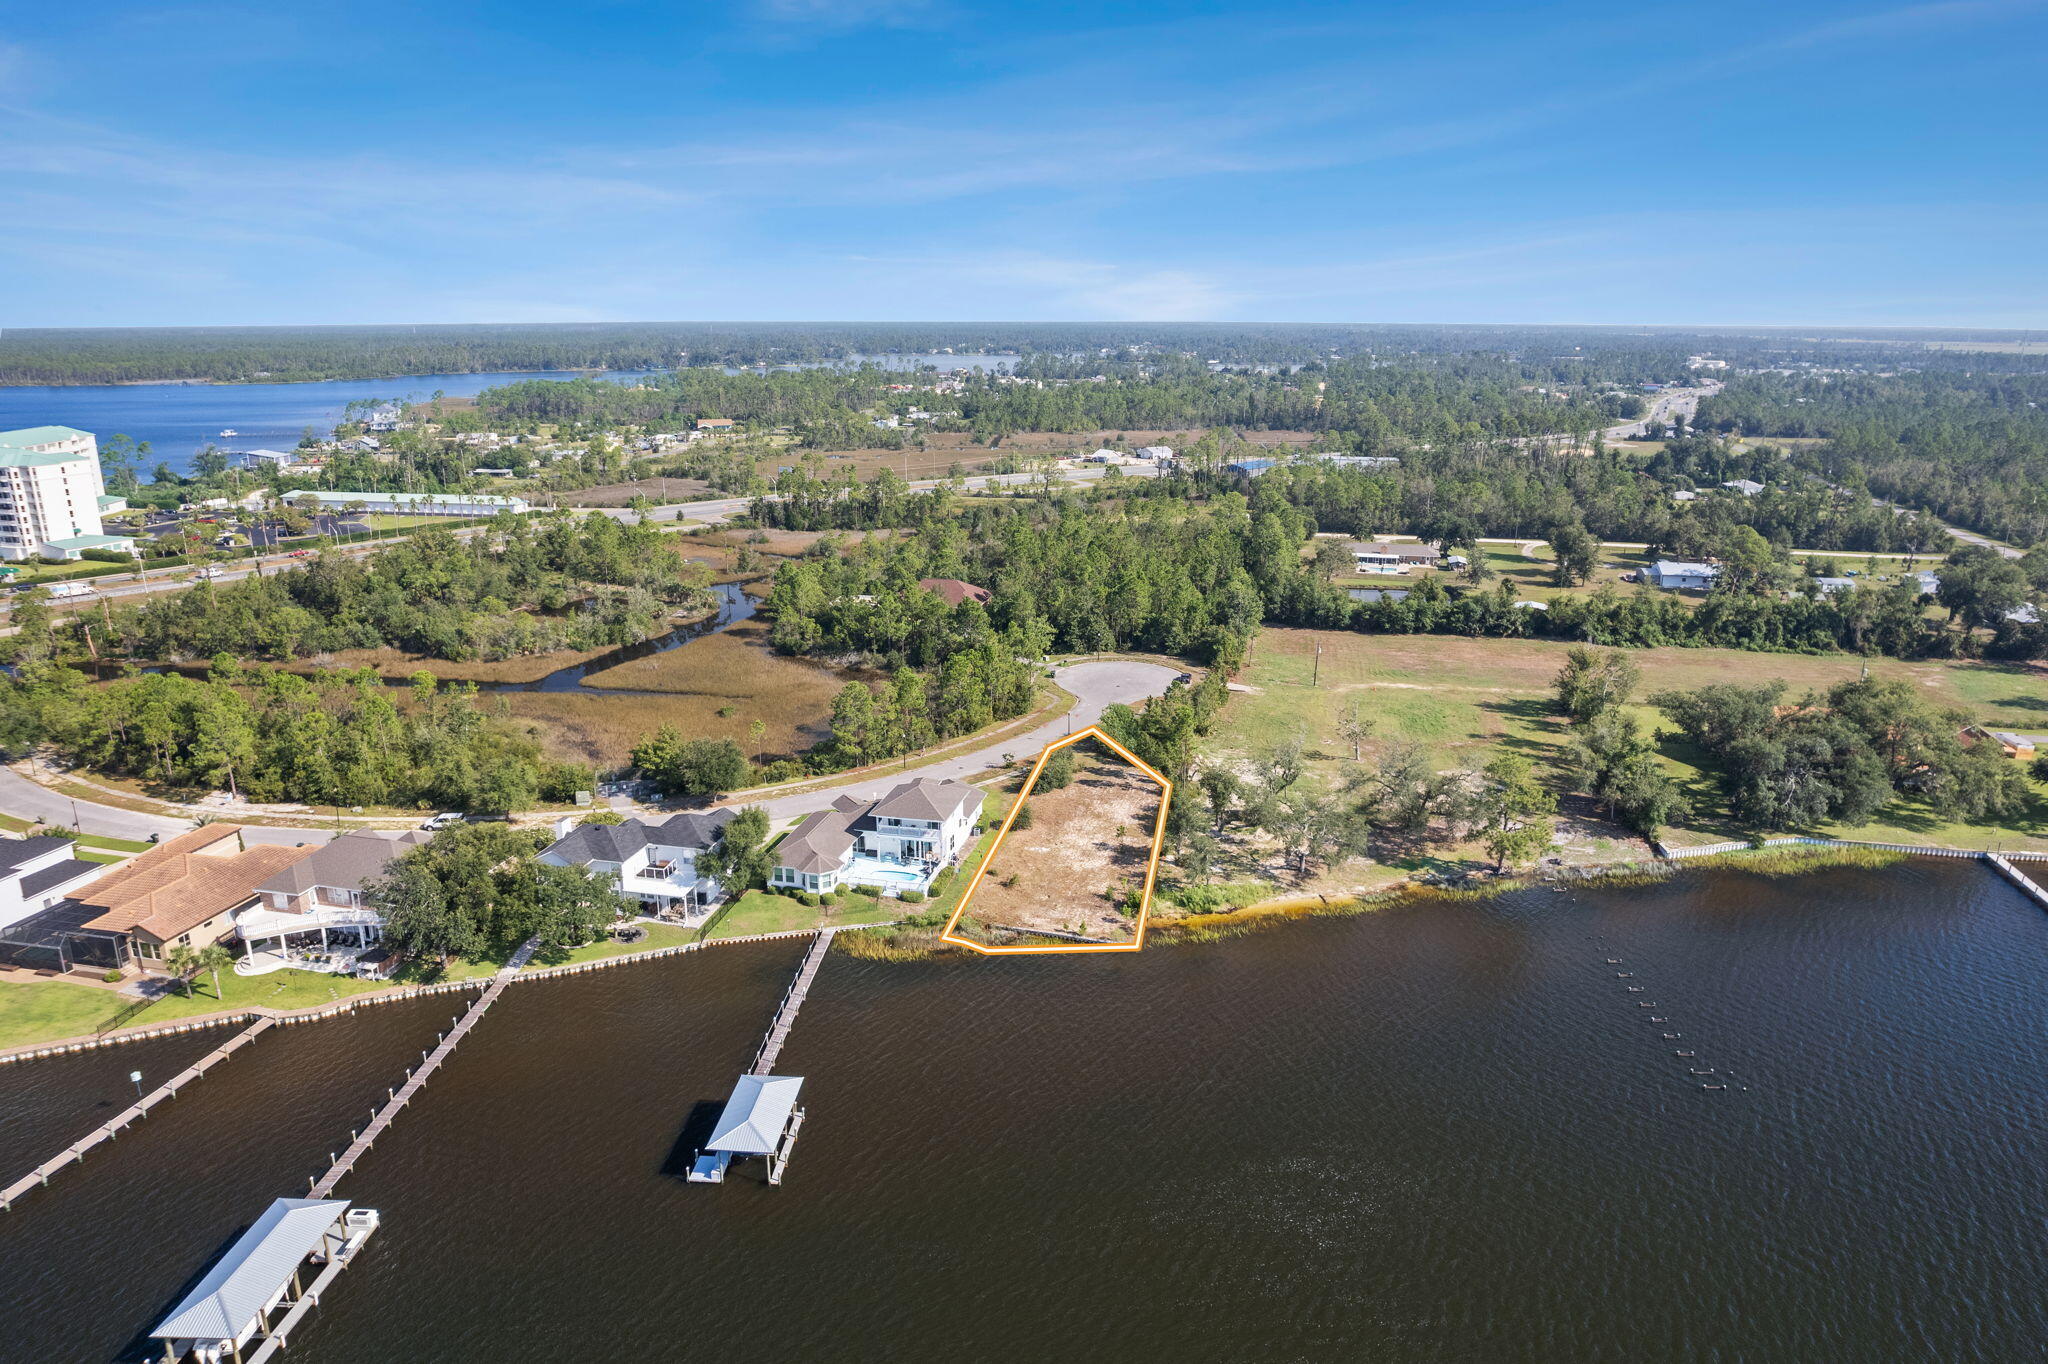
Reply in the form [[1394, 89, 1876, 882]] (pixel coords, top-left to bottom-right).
[[420, 812, 464, 830]]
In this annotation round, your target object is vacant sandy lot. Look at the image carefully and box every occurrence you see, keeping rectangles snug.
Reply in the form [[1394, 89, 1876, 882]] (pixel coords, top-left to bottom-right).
[[962, 751, 1164, 945]]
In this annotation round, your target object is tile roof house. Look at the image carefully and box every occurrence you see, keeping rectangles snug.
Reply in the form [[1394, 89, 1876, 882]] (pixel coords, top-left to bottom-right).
[[770, 777, 982, 896], [917, 577, 992, 607], [76, 826, 315, 967], [540, 809, 738, 920], [0, 836, 103, 933]]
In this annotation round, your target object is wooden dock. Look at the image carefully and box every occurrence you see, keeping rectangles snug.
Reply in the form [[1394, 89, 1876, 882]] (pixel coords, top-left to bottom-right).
[[308, 937, 539, 1199], [751, 930, 831, 1075], [0, 1016, 276, 1213]]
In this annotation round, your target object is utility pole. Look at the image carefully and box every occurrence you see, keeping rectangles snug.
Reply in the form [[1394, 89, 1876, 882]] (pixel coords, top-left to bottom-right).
[[1312, 641, 1322, 688]]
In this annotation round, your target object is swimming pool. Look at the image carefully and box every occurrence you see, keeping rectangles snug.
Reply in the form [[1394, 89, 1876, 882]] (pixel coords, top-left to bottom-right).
[[844, 857, 930, 890]]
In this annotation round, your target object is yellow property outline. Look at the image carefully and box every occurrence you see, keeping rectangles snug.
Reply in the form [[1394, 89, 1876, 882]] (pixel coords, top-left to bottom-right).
[[940, 725, 1173, 955]]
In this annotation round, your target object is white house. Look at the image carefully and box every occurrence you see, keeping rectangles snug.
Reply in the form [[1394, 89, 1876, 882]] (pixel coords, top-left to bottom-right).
[[769, 777, 981, 897], [0, 836, 102, 933], [540, 809, 737, 920], [1310, 452, 1401, 470], [1721, 479, 1765, 496], [0, 426, 138, 562], [1672, 489, 1698, 502], [1134, 445, 1174, 461], [1913, 570, 1942, 596], [1645, 559, 1721, 590], [231, 449, 298, 471]]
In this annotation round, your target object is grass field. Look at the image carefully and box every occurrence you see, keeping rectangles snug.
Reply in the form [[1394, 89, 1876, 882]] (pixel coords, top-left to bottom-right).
[[0, 980, 133, 1049], [506, 621, 859, 766], [1210, 627, 2048, 853], [135, 965, 393, 1021], [706, 890, 900, 938], [523, 922, 698, 967]]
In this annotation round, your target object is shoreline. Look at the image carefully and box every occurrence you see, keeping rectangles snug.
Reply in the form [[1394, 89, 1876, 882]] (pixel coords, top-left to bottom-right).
[[836, 844, 1924, 959]]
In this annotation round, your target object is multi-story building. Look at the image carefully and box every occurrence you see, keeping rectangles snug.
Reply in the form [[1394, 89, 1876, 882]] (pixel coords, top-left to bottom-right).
[[0, 426, 138, 562]]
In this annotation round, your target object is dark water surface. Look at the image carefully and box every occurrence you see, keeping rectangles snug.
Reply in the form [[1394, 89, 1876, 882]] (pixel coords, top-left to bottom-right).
[[6, 861, 2047, 1362]]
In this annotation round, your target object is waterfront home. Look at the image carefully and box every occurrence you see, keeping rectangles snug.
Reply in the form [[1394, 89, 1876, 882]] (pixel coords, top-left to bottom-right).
[[234, 830, 428, 973], [540, 809, 737, 919], [917, 577, 992, 607], [769, 777, 981, 897], [1644, 560, 1721, 590], [0, 836, 102, 934], [0, 425, 139, 563], [69, 826, 315, 971]]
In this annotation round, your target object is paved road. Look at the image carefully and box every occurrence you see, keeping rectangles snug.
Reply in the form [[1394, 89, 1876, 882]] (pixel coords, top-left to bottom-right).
[[747, 659, 1183, 822], [1605, 381, 1721, 440], [0, 768, 335, 845]]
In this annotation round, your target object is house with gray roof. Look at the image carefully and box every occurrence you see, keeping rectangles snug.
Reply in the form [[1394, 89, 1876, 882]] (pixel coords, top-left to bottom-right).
[[234, 830, 429, 969], [770, 777, 982, 897], [0, 835, 103, 934], [540, 809, 737, 920]]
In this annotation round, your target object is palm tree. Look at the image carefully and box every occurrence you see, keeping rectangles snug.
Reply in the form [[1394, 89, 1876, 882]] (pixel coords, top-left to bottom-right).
[[166, 943, 198, 996], [196, 943, 235, 1000]]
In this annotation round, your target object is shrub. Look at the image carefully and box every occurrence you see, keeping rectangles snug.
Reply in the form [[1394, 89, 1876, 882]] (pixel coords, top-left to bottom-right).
[[1001, 873, 1020, 889], [1012, 801, 1034, 830], [797, 891, 818, 907], [929, 868, 954, 893], [102, 968, 124, 983], [898, 889, 925, 904]]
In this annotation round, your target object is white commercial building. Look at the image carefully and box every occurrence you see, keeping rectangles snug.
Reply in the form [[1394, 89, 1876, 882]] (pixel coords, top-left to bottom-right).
[[0, 426, 138, 562], [290, 490, 532, 516]]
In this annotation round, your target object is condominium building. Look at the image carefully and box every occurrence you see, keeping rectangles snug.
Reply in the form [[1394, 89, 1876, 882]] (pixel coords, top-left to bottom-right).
[[0, 426, 138, 561]]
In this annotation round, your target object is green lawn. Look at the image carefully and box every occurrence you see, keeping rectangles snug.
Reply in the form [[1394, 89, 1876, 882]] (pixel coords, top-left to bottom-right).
[[77, 834, 153, 854], [523, 922, 697, 968], [136, 965, 396, 1021], [706, 891, 899, 939], [0, 980, 132, 1049], [1213, 626, 2048, 854]]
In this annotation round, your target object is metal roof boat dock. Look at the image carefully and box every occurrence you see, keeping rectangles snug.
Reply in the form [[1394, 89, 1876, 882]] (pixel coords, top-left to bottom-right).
[[689, 1073, 806, 1185], [150, 1198, 378, 1363]]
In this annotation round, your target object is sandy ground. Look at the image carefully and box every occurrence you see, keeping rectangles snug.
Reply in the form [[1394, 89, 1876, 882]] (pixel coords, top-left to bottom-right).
[[963, 753, 1164, 944]]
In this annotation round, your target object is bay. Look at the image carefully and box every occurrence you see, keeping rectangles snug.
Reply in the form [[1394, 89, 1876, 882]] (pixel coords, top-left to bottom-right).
[[7, 860, 2039, 1362]]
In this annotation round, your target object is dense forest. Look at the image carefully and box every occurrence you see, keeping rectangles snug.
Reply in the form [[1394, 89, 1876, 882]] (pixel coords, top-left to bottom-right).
[[0, 663, 586, 812], [1697, 371, 2048, 546], [7, 515, 710, 666]]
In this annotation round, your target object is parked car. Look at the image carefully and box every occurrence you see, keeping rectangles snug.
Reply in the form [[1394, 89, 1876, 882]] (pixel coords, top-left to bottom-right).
[[286, 549, 315, 559], [420, 812, 464, 830]]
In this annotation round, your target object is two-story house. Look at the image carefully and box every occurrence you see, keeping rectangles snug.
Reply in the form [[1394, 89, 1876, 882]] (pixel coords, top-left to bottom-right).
[[234, 830, 428, 971], [539, 810, 737, 920], [0, 835, 104, 934], [769, 777, 981, 897]]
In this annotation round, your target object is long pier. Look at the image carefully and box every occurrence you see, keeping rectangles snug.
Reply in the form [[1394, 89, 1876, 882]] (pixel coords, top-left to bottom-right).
[[751, 930, 832, 1075], [308, 937, 539, 1198], [0, 1016, 275, 1212]]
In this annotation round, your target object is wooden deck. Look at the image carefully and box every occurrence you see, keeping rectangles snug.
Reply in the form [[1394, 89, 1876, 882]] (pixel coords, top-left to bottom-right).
[[1, 1016, 276, 1213], [308, 937, 539, 1198], [750, 930, 831, 1076]]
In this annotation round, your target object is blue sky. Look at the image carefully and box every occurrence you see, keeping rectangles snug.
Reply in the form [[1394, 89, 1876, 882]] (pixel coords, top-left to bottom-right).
[[3, 0, 2045, 328]]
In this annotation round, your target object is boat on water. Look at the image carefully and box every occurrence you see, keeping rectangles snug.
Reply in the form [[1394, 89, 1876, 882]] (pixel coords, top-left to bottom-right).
[[220, 428, 239, 436]]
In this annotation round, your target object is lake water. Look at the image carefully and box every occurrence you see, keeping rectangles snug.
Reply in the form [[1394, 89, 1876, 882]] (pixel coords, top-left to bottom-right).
[[0, 354, 1012, 476], [6, 860, 2045, 1362]]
